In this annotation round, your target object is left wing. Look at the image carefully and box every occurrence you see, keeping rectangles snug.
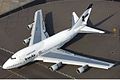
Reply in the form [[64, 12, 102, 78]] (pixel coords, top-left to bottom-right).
[[28, 10, 49, 46], [38, 49, 114, 69]]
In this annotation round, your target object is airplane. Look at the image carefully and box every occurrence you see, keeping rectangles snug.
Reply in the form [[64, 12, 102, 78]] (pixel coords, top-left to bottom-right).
[[2, 4, 115, 73]]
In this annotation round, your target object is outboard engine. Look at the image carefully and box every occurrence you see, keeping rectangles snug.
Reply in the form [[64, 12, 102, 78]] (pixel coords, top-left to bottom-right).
[[49, 62, 62, 71], [23, 37, 31, 45], [27, 23, 34, 30], [76, 65, 89, 73], [44, 32, 49, 38]]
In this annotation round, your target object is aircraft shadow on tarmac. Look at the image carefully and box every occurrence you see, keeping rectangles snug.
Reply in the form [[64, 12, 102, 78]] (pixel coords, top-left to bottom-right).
[[87, 13, 117, 34], [45, 12, 55, 36], [0, 0, 47, 18], [17, 61, 37, 69]]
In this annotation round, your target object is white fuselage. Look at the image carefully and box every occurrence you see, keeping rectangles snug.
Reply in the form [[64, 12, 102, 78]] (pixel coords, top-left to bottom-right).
[[2, 28, 78, 69]]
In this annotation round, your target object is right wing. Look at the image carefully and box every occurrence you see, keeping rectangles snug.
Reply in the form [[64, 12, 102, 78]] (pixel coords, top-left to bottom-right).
[[28, 10, 49, 46], [37, 49, 114, 69]]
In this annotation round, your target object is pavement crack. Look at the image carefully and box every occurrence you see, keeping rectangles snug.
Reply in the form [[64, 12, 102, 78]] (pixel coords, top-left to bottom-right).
[[0, 47, 14, 54], [7, 70, 26, 78]]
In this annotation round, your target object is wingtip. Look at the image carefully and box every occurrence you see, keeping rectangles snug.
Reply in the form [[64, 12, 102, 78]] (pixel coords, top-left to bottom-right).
[[72, 12, 75, 15], [86, 3, 93, 10], [72, 12, 76, 16], [100, 31, 105, 34], [35, 9, 42, 13]]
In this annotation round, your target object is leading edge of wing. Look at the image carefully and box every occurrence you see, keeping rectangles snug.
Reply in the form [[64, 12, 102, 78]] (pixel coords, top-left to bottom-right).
[[41, 49, 114, 69]]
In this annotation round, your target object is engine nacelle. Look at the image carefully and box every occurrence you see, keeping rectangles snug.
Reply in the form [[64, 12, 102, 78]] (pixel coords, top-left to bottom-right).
[[76, 65, 88, 73], [23, 37, 31, 45], [49, 62, 62, 71], [27, 23, 34, 30], [44, 32, 49, 38]]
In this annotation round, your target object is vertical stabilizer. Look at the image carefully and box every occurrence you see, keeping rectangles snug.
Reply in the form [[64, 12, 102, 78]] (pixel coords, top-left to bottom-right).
[[71, 4, 105, 33], [72, 4, 93, 30]]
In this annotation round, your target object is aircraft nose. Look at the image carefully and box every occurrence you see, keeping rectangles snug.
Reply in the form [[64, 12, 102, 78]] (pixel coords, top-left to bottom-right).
[[2, 62, 9, 69], [2, 59, 13, 69]]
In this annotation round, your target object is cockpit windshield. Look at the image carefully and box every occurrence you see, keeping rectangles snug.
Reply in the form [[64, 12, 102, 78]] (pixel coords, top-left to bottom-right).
[[10, 57, 16, 59]]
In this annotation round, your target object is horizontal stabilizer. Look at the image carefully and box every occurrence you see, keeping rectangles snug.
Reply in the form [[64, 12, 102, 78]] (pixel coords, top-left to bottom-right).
[[72, 12, 79, 26], [79, 26, 105, 33]]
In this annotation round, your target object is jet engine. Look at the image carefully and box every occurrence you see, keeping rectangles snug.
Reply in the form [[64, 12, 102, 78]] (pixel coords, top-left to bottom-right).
[[76, 65, 89, 73], [27, 23, 34, 30], [23, 37, 31, 45], [49, 62, 62, 71]]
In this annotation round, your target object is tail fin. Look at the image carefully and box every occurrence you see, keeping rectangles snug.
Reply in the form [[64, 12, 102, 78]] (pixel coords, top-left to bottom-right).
[[72, 3, 93, 30], [71, 4, 105, 33], [82, 3, 93, 25]]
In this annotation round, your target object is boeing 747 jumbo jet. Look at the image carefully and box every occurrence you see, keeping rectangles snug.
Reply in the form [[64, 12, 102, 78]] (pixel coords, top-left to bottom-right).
[[3, 4, 114, 73]]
